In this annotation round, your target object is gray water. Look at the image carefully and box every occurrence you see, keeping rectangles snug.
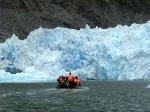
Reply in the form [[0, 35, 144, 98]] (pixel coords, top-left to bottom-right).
[[0, 81, 150, 112]]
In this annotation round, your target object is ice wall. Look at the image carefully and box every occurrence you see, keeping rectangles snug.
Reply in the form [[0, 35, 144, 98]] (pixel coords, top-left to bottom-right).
[[0, 22, 150, 82]]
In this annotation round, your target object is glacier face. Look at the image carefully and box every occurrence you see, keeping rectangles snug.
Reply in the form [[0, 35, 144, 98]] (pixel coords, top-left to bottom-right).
[[0, 22, 150, 82]]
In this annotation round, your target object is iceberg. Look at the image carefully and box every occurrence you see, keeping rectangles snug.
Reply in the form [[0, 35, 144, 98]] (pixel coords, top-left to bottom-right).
[[0, 22, 150, 82]]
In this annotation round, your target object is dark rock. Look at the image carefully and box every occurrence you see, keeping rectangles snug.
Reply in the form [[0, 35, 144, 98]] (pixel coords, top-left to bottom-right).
[[0, 0, 150, 42], [5, 67, 23, 74]]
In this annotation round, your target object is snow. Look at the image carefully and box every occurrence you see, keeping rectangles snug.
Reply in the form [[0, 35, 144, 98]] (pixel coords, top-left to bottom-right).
[[1, 22, 150, 82]]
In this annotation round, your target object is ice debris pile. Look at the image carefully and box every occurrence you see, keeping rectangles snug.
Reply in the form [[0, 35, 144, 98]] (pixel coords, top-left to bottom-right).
[[0, 22, 150, 82]]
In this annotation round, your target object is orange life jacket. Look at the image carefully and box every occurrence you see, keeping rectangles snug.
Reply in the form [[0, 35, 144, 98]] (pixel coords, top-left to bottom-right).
[[68, 74, 73, 81], [76, 79, 80, 86], [74, 78, 78, 84]]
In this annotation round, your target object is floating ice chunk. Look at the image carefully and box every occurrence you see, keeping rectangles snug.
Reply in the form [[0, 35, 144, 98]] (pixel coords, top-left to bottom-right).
[[145, 84, 150, 88]]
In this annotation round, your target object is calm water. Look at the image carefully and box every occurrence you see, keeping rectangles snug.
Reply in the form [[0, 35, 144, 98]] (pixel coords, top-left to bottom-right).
[[0, 81, 150, 112]]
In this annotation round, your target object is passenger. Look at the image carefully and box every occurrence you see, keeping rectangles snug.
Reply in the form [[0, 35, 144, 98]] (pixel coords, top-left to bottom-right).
[[74, 76, 78, 85], [68, 72, 73, 81], [76, 75, 80, 86], [59, 76, 65, 86], [61, 75, 65, 81], [67, 72, 74, 87]]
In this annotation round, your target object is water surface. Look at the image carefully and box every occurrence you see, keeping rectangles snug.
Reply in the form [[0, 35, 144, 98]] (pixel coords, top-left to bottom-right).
[[0, 81, 150, 112]]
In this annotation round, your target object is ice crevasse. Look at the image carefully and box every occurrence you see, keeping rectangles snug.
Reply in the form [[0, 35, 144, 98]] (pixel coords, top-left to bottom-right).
[[0, 22, 150, 82]]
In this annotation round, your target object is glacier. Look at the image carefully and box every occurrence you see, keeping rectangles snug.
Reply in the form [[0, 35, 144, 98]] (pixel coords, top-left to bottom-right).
[[0, 22, 150, 82]]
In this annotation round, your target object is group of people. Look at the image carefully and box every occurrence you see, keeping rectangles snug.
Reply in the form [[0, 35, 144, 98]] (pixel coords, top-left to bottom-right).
[[57, 72, 81, 88]]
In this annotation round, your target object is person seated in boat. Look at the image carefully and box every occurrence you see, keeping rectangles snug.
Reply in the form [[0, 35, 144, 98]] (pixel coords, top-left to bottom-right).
[[74, 75, 81, 86], [67, 72, 74, 87], [61, 75, 65, 81], [57, 75, 66, 87]]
